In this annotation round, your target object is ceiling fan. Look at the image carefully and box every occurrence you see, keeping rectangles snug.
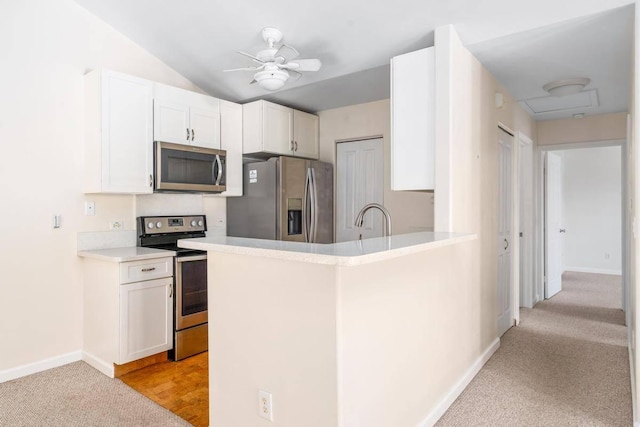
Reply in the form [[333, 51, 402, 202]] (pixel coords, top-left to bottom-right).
[[224, 27, 322, 91]]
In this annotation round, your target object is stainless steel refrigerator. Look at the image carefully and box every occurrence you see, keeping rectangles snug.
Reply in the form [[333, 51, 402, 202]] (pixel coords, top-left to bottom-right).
[[227, 156, 333, 243]]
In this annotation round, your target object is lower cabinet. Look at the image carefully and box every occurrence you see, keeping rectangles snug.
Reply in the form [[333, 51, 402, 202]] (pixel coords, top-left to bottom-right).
[[119, 277, 173, 364], [82, 256, 174, 376]]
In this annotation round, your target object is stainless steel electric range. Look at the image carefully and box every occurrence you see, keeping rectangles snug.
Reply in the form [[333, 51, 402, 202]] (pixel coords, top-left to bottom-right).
[[137, 215, 208, 361]]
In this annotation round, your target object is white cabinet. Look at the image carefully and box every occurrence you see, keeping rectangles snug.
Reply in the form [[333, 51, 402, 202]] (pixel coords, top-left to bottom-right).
[[219, 100, 243, 196], [84, 69, 154, 194], [390, 47, 435, 190], [293, 109, 319, 159], [119, 277, 173, 363], [82, 255, 174, 375], [154, 83, 221, 149], [243, 100, 319, 159]]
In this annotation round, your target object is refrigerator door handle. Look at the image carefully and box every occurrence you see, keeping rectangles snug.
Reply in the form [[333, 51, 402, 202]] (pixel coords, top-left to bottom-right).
[[311, 168, 319, 243], [303, 167, 311, 243]]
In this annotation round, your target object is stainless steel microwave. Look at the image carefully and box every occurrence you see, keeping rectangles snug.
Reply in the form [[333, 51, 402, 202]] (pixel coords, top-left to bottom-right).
[[154, 141, 226, 193]]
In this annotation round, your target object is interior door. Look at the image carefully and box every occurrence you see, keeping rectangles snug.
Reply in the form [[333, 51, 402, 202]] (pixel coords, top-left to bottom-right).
[[545, 151, 563, 298], [336, 138, 384, 242], [497, 127, 514, 337]]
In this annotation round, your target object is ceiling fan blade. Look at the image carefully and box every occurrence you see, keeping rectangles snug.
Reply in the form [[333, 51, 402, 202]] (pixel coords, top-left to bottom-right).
[[223, 64, 265, 72], [236, 51, 265, 64], [288, 70, 303, 83], [274, 44, 299, 62], [281, 58, 322, 72]]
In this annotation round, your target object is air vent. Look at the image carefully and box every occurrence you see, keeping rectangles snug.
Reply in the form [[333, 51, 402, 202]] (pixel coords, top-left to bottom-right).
[[519, 89, 599, 115]]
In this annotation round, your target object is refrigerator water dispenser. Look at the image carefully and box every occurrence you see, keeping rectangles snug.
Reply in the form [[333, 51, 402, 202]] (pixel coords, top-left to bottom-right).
[[287, 198, 302, 235]]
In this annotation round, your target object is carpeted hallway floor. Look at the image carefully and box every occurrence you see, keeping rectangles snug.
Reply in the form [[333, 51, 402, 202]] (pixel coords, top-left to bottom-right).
[[436, 271, 632, 426]]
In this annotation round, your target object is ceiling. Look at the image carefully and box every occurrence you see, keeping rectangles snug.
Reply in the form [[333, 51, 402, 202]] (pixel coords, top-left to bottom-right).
[[74, 0, 634, 118]]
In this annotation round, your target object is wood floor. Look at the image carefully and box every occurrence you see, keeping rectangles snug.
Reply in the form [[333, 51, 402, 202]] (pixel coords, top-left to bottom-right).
[[119, 352, 208, 427]]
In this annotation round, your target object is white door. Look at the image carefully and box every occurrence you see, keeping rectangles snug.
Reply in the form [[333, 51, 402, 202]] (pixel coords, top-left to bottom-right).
[[189, 106, 221, 149], [497, 128, 514, 337], [119, 277, 173, 364], [293, 110, 319, 159], [263, 102, 293, 154], [153, 99, 190, 144], [545, 152, 563, 298], [336, 138, 384, 242], [519, 137, 534, 307]]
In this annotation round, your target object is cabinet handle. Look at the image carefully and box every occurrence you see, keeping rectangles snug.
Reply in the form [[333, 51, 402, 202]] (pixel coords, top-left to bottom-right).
[[191, 128, 195, 141], [149, 174, 153, 188], [294, 141, 298, 151], [169, 285, 173, 298], [290, 140, 294, 151], [141, 267, 156, 272], [187, 128, 191, 141]]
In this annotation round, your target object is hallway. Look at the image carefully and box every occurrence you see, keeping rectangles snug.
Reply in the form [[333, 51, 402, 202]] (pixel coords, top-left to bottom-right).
[[436, 272, 631, 426]]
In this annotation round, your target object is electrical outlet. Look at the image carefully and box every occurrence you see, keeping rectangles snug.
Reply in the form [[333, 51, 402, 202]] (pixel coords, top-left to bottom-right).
[[109, 220, 123, 230], [258, 390, 273, 422]]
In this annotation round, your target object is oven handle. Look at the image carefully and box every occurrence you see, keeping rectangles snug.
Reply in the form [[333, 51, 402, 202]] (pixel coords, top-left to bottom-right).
[[176, 255, 208, 263]]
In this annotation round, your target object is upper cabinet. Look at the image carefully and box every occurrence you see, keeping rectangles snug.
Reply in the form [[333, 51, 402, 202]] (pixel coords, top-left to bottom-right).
[[154, 84, 221, 149], [84, 69, 154, 194], [390, 47, 435, 191], [84, 70, 241, 196], [218, 100, 243, 196], [243, 100, 319, 159]]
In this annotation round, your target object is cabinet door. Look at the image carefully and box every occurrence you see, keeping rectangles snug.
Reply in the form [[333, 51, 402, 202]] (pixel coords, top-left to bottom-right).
[[218, 100, 243, 196], [390, 47, 435, 190], [293, 110, 319, 159], [119, 277, 173, 364], [190, 106, 221, 149], [262, 102, 293, 154], [100, 71, 154, 193], [154, 99, 190, 144]]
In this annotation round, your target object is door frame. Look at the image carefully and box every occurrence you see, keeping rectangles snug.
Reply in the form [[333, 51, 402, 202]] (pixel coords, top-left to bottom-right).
[[518, 132, 535, 309], [534, 139, 627, 309]]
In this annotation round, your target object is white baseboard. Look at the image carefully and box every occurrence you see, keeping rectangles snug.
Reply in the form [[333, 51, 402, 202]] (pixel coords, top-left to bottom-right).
[[0, 351, 82, 383], [419, 337, 501, 427], [82, 351, 114, 378], [564, 267, 622, 276], [630, 346, 638, 426]]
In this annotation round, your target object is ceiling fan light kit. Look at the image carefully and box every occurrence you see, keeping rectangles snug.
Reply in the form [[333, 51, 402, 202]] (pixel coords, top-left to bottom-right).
[[255, 68, 289, 91], [224, 27, 322, 91], [543, 77, 591, 97]]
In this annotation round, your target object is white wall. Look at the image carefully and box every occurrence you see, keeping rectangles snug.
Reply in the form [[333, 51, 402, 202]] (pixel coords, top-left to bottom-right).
[[0, 0, 219, 373], [561, 147, 622, 275]]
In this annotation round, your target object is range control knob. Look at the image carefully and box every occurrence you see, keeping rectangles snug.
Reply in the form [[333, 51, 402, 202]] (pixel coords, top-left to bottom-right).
[[156, 221, 162, 229], [191, 220, 197, 227], [198, 220, 203, 227], [147, 222, 154, 229]]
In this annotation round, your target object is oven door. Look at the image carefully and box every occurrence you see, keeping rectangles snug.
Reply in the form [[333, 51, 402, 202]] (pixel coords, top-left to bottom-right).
[[175, 254, 208, 330], [155, 141, 226, 193]]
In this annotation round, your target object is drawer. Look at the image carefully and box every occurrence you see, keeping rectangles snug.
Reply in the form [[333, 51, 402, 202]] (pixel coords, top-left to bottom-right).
[[120, 257, 173, 284]]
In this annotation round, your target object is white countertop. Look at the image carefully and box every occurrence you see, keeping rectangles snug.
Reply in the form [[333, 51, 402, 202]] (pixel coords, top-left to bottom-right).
[[178, 232, 476, 266], [78, 247, 177, 262]]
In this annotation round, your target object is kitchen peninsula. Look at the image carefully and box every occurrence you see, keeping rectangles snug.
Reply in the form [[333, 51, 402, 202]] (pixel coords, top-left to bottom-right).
[[179, 232, 497, 427]]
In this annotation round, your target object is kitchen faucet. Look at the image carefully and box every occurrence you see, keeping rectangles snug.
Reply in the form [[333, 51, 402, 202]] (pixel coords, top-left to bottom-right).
[[354, 203, 392, 237]]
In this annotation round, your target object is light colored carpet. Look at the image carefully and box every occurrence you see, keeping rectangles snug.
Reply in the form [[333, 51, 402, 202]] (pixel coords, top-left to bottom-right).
[[436, 271, 632, 426], [0, 361, 193, 426]]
